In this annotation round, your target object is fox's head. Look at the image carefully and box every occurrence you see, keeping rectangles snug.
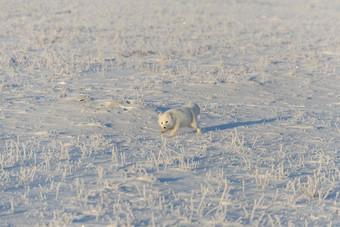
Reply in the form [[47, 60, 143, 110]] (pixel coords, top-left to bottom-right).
[[158, 112, 174, 130]]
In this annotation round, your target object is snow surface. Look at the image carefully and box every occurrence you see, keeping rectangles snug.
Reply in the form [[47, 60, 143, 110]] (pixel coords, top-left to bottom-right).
[[1, 0, 340, 226]]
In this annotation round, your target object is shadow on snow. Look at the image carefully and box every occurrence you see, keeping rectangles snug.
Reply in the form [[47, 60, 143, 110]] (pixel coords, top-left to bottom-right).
[[202, 117, 289, 133]]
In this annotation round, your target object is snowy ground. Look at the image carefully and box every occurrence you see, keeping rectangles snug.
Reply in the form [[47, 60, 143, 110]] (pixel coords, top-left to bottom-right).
[[1, 0, 340, 226]]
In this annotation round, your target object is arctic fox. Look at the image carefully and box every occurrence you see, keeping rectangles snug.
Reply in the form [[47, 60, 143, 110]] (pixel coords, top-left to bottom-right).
[[158, 103, 201, 137]]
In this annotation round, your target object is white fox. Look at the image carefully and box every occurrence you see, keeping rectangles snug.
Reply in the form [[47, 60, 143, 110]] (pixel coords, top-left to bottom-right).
[[158, 103, 201, 137]]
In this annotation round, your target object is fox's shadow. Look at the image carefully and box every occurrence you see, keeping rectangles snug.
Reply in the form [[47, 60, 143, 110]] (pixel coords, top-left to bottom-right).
[[202, 117, 290, 133]]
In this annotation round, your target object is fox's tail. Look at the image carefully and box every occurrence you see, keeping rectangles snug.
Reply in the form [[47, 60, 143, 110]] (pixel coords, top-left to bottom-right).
[[187, 103, 200, 115]]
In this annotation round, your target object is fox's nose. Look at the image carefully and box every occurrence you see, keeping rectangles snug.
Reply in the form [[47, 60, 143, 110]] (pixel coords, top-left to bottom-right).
[[163, 127, 166, 129]]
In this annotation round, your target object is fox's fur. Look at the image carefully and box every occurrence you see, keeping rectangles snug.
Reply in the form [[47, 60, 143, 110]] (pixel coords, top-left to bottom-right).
[[158, 103, 201, 137]]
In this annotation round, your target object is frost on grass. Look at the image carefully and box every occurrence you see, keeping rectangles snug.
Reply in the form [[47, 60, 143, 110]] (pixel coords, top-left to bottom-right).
[[1, 0, 340, 226]]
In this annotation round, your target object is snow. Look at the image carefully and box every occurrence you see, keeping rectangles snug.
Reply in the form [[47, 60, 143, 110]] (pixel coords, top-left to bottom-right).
[[1, 0, 339, 225]]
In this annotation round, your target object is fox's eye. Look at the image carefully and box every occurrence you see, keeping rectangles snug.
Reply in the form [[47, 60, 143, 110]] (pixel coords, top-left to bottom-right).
[[161, 122, 163, 124], [165, 121, 168, 123]]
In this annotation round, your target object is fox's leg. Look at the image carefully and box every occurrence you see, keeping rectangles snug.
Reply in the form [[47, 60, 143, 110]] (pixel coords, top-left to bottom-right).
[[168, 125, 179, 138], [191, 114, 201, 134]]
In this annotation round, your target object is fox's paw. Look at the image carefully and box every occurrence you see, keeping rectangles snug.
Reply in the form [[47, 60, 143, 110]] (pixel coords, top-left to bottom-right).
[[160, 130, 166, 134], [197, 128, 201, 134]]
